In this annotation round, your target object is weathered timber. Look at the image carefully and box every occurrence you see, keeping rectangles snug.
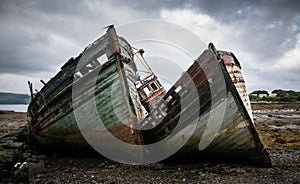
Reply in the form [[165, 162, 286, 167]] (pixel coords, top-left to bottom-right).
[[27, 26, 144, 157], [27, 25, 270, 166], [141, 45, 271, 166]]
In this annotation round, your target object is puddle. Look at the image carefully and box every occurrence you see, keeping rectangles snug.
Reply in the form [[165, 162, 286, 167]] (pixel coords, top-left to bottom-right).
[[270, 124, 300, 130], [253, 109, 300, 114], [279, 114, 300, 118]]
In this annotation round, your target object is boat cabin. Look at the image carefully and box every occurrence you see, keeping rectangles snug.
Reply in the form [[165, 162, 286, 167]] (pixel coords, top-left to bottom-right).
[[133, 49, 166, 113]]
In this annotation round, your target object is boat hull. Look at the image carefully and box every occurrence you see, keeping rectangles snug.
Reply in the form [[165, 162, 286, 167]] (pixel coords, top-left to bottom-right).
[[28, 56, 143, 154], [142, 48, 271, 166]]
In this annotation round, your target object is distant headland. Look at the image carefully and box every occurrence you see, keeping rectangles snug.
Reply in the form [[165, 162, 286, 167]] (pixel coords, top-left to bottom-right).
[[0, 92, 30, 104]]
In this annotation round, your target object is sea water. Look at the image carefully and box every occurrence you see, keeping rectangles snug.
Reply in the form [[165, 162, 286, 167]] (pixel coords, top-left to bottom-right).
[[0, 104, 28, 112]]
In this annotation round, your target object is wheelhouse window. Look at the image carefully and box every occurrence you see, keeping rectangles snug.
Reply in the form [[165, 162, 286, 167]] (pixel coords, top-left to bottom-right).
[[150, 82, 158, 91]]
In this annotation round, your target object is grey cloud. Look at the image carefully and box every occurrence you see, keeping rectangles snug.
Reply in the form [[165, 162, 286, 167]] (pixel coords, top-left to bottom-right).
[[0, 0, 87, 16], [186, 0, 300, 58], [0, 0, 299, 93], [0, 0, 97, 75], [120, 0, 300, 60], [0, 0, 156, 75]]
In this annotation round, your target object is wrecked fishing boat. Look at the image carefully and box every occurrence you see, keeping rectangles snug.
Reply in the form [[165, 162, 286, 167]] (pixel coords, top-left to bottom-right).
[[27, 26, 271, 166], [27, 26, 146, 155], [141, 43, 271, 166]]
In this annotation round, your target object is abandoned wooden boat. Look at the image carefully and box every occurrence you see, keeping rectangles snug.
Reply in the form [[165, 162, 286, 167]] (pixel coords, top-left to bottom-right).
[[141, 43, 271, 166], [27, 25, 270, 166], [27, 26, 146, 158]]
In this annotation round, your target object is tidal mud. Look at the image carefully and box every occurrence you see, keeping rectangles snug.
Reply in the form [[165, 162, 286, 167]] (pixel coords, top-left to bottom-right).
[[0, 103, 299, 183]]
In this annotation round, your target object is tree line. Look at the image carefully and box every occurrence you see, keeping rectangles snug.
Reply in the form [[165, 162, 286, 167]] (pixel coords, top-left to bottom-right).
[[249, 89, 300, 102]]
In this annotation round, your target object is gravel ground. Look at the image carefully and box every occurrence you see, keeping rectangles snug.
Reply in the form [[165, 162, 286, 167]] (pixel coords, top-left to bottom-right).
[[26, 147, 299, 184], [1, 104, 300, 183]]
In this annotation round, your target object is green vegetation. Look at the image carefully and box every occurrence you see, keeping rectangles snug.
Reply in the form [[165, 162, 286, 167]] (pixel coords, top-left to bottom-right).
[[0, 144, 5, 156], [250, 90, 269, 95], [249, 89, 300, 102]]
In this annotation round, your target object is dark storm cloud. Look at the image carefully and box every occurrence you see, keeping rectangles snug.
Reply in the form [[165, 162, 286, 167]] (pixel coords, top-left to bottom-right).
[[130, 0, 300, 58], [0, 0, 86, 16], [1, 0, 299, 74], [0, 0, 299, 92], [0, 0, 100, 75], [0, 0, 151, 75], [121, 0, 300, 20], [179, 0, 300, 92], [192, 0, 300, 20]]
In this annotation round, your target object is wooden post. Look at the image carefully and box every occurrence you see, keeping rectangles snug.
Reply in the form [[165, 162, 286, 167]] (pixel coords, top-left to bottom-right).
[[28, 81, 33, 99]]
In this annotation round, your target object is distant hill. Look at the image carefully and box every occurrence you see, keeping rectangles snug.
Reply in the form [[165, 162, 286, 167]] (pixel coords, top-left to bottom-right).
[[0, 92, 30, 104]]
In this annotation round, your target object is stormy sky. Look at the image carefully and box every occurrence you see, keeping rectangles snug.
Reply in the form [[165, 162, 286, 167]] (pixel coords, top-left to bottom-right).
[[0, 0, 299, 94]]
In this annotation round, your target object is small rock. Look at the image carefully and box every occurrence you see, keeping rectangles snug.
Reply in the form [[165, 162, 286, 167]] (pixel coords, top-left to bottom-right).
[[35, 154, 47, 161], [28, 162, 45, 176], [35, 173, 44, 178], [2, 142, 24, 149], [108, 164, 116, 169], [25, 157, 38, 162], [23, 152, 31, 160], [148, 163, 164, 170]]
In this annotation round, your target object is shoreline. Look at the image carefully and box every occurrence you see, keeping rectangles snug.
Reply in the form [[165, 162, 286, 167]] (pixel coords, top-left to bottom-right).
[[251, 102, 300, 110], [0, 103, 299, 183]]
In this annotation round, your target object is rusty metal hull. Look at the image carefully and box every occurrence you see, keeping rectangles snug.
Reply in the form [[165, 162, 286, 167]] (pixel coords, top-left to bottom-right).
[[142, 47, 271, 166]]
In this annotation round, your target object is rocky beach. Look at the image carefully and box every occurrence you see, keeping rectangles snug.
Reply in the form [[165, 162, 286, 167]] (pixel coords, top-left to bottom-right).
[[0, 103, 299, 183]]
